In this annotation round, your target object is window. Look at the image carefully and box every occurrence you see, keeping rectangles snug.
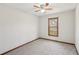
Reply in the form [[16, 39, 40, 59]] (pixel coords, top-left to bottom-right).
[[48, 17, 58, 37]]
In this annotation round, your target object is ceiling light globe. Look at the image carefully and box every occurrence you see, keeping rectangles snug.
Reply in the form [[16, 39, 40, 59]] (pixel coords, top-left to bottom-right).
[[41, 9, 45, 13]]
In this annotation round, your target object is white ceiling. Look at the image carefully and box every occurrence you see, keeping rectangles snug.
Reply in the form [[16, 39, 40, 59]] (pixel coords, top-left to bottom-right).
[[1, 3, 77, 16]]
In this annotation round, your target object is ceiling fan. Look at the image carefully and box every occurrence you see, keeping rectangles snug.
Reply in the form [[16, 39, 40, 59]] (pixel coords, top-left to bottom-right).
[[33, 3, 53, 13]]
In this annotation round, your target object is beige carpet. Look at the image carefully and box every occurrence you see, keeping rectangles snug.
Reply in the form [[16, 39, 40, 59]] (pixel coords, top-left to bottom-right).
[[5, 39, 77, 55]]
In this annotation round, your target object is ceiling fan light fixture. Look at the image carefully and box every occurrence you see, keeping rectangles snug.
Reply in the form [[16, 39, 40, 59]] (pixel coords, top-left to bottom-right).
[[41, 9, 45, 13], [34, 3, 53, 13]]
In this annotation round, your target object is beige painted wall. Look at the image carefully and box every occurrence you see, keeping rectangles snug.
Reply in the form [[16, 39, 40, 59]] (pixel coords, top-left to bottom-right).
[[0, 5, 39, 54], [75, 4, 79, 53], [39, 10, 75, 44]]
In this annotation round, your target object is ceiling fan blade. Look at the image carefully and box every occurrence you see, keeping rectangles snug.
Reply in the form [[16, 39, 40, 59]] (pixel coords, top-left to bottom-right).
[[45, 8, 52, 10], [34, 5, 40, 8], [35, 10, 40, 12]]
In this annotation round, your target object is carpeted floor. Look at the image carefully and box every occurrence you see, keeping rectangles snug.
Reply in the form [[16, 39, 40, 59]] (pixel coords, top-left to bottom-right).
[[5, 39, 77, 55]]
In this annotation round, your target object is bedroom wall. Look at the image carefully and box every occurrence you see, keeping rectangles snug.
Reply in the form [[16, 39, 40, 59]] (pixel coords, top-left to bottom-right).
[[0, 5, 39, 54], [75, 4, 79, 53], [39, 10, 75, 44]]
